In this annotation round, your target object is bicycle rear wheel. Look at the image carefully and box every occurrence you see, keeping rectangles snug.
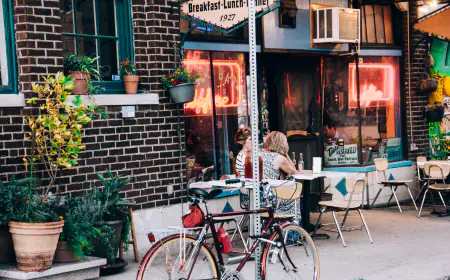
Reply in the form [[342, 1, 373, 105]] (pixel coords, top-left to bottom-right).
[[136, 234, 219, 280], [261, 224, 320, 280]]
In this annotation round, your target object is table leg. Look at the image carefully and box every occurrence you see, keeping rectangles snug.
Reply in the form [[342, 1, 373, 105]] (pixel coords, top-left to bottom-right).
[[301, 180, 318, 233]]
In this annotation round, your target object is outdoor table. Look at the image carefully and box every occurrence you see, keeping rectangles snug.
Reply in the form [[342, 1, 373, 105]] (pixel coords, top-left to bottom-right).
[[417, 160, 450, 168], [294, 170, 349, 233]]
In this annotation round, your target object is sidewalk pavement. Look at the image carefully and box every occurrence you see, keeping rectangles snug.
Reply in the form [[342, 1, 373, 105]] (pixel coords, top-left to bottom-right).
[[98, 205, 450, 280]]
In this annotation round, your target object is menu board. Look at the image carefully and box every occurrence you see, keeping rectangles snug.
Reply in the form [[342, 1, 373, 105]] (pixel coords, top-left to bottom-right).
[[324, 144, 359, 166]]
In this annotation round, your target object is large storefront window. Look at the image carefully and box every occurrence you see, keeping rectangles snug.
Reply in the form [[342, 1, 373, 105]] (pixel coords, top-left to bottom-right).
[[184, 50, 248, 179], [323, 56, 402, 166]]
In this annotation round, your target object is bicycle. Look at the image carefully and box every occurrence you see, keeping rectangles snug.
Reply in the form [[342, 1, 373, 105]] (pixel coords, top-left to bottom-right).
[[136, 179, 320, 280]]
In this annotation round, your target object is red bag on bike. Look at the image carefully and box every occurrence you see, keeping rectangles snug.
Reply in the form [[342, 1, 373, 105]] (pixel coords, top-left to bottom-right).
[[182, 205, 205, 228]]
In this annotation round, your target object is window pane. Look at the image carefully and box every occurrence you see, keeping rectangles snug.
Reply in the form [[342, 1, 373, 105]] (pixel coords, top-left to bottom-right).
[[183, 51, 215, 178], [383, 6, 394, 44], [60, 0, 74, 33], [99, 39, 118, 81], [356, 57, 402, 163], [282, 72, 314, 131], [326, 9, 332, 38], [364, 6, 376, 43], [323, 57, 360, 166], [374, 5, 385, 43], [319, 10, 325, 38], [98, 0, 116, 36], [212, 52, 247, 176], [62, 36, 76, 57], [0, 1, 9, 86], [76, 0, 96, 35]]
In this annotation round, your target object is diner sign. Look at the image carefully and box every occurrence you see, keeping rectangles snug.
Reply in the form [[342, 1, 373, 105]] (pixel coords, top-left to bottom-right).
[[325, 144, 359, 165], [180, 0, 279, 33]]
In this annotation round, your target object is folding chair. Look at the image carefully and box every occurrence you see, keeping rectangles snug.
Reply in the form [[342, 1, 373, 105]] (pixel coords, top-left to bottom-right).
[[418, 163, 450, 218], [415, 156, 428, 202], [371, 158, 417, 213], [313, 177, 373, 247]]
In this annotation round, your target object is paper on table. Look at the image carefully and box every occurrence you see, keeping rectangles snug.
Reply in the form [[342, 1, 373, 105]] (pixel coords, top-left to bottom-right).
[[313, 157, 322, 174]]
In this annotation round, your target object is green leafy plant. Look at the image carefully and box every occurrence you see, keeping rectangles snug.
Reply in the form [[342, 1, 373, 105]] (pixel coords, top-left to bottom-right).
[[25, 72, 105, 194], [94, 170, 132, 261], [64, 54, 101, 80], [60, 193, 114, 260], [161, 68, 200, 90], [120, 58, 137, 76], [0, 175, 38, 226]]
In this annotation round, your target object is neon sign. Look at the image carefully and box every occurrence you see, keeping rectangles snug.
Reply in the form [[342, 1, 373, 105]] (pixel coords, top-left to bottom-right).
[[183, 59, 244, 115], [349, 63, 395, 107]]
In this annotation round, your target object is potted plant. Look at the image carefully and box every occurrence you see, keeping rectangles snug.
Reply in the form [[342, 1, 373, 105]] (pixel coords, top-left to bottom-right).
[[88, 170, 132, 265], [425, 102, 444, 123], [55, 193, 112, 263], [162, 67, 200, 103], [64, 54, 100, 95], [0, 175, 35, 264], [25, 72, 105, 194], [7, 176, 63, 272], [121, 58, 139, 94]]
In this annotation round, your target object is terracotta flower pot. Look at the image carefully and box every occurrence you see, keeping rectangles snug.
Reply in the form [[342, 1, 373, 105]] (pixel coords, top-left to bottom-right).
[[9, 220, 64, 272], [123, 75, 139, 94], [70, 71, 88, 95], [168, 83, 195, 104], [0, 225, 16, 264], [54, 240, 78, 263]]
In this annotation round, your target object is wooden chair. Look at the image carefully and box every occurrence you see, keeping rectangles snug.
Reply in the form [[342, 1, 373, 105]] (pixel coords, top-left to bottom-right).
[[261, 181, 303, 221], [313, 177, 373, 247], [119, 204, 139, 262], [418, 163, 450, 218], [371, 158, 417, 213]]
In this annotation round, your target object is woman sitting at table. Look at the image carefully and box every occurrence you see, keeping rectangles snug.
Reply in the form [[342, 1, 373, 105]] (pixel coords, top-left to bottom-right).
[[261, 131, 298, 179], [234, 128, 252, 177], [261, 131, 300, 220]]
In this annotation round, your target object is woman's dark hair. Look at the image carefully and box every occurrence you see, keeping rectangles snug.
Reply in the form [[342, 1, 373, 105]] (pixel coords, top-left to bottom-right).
[[234, 128, 251, 148]]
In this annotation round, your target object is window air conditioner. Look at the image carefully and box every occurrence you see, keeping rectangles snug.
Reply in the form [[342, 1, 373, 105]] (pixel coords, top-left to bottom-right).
[[313, 8, 360, 43]]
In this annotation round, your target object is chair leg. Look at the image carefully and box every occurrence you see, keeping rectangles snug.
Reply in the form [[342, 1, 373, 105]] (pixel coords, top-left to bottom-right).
[[337, 208, 351, 239], [234, 218, 249, 253], [438, 191, 447, 210], [332, 210, 346, 247], [418, 189, 429, 218], [415, 182, 428, 202], [406, 186, 418, 211], [387, 186, 398, 206], [390, 186, 402, 213], [312, 206, 326, 238], [357, 209, 373, 244], [371, 186, 384, 209]]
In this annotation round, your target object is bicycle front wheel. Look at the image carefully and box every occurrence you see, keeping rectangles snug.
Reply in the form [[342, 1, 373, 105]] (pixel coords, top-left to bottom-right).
[[137, 234, 219, 280], [261, 224, 320, 280]]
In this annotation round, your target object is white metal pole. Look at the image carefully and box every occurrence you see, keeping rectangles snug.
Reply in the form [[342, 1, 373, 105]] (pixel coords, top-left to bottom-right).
[[247, 0, 261, 278]]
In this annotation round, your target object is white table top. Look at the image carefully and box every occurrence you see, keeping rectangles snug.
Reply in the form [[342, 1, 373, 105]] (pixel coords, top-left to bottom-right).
[[294, 170, 349, 181], [417, 160, 450, 168]]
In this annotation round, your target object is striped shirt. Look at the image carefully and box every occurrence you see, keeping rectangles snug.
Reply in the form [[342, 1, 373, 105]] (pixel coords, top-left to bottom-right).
[[235, 152, 246, 177]]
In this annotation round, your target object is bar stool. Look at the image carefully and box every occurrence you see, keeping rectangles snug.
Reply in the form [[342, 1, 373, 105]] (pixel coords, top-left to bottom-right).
[[371, 158, 417, 213], [119, 203, 139, 262]]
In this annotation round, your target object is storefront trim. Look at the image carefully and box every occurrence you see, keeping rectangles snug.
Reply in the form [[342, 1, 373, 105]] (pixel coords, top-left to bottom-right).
[[359, 49, 402, 57], [323, 160, 412, 172], [183, 41, 262, 53]]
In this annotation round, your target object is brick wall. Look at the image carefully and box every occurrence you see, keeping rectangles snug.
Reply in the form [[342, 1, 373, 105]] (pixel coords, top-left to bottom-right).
[[0, 0, 186, 211], [404, 0, 429, 160]]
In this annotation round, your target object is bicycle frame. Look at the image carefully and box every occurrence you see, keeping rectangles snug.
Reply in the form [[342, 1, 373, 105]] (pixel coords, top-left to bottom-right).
[[186, 207, 296, 279]]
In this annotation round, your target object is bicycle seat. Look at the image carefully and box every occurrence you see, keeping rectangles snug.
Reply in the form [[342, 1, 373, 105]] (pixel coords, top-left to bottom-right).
[[188, 188, 223, 200]]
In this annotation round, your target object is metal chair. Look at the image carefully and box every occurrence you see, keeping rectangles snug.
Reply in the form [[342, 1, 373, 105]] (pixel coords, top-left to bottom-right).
[[418, 163, 450, 218], [415, 156, 428, 202], [313, 177, 373, 247], [371, 158, 417, 213]]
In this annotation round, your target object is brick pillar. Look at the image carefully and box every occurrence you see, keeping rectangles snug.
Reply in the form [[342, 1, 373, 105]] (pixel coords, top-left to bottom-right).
[[405, 0, 429, 160], [14, 0, 63, 96]]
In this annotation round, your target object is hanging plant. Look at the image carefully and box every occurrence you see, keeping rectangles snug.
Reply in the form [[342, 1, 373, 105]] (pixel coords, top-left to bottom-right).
[[162, 68, 200, 104]]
